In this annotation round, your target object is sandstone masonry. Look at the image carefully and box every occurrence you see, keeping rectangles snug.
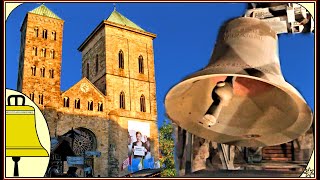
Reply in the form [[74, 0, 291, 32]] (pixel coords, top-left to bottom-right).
[[17, 5, 159, 177]]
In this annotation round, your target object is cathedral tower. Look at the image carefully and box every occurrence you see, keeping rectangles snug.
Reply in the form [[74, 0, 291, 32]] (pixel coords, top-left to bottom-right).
[[78, 9, 159, 176], [78, 9, 157, 115], [16, 5, 158, 177], [17, 4, 64, 108]]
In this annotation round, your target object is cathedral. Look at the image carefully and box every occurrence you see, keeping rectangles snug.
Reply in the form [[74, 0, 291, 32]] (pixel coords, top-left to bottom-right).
[[17, 4, 159, 177]]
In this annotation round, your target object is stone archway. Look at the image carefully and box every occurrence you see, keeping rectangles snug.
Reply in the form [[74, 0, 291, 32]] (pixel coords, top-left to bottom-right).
[[71, 127, 97, 177], [72, 127, 97, 156]]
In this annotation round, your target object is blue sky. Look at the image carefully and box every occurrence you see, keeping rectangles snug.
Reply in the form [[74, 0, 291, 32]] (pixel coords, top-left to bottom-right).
[[5, 3, 315, 127]]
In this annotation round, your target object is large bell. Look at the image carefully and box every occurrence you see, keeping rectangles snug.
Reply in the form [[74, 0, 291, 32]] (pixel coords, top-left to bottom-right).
[[165, 17, 313, 147], [6, 95, 48, 176]]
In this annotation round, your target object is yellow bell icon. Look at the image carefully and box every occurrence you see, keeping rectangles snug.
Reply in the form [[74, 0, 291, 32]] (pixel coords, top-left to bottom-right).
[[6, 95, 49, 176]]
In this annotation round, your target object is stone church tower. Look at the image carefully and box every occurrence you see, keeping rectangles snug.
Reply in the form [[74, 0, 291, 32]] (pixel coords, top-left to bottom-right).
[[17, 4, 159, 177], [77, 10, 158, 176], [17, 4, 64, 108]]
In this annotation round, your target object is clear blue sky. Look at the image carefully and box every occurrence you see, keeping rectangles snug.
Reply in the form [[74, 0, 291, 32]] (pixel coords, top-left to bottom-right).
[[5, 3, 315, 127]]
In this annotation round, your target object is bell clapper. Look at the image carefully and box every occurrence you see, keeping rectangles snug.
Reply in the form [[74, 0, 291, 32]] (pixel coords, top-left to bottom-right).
[[200, 76, 235, 127], [12, 157, 20, 176], [165, 16, 314, 147]]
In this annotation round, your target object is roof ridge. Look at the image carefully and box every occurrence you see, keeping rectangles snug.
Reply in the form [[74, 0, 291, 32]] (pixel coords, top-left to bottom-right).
[[106, 10, 145, 31], [29, 4, 62, 20]]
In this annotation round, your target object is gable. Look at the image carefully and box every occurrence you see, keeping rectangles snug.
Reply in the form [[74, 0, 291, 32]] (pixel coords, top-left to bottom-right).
[[62, 78, 105, 100]]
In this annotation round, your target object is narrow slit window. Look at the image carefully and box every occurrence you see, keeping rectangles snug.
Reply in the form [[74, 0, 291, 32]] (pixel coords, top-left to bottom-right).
[[75, 99, 80, 109], [40, 67, 45, 77], [33, 46, 37, 56], [120, 91, 125, 109], [118, 50, 124, 69], [41, 48, 46, 57], [138, 55, 144, 74], [39, 94, 44, 105], [88, 101, 93, 111], [52, 31, 56, 40], [34, 27, 39, 37], [95, 54, 99, 73], [31, 66, 36, 76], [63, 97, 69, 107], [140, 95, 146, 112], [98, 102, 103, 112], [43, 29, 47, 39], [30, 93, 34, 101], [49, 69, 54, 78], [86, 63, 89, 79], [50, 50, 55, 59]]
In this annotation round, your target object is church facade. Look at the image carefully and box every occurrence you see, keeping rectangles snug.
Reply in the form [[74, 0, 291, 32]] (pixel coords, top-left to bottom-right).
[[17, 4, 159, 177]]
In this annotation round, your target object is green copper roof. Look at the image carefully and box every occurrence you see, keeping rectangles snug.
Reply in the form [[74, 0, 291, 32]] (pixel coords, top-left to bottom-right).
[[29, 4, 61, 20], [107, 10, 144, 31]]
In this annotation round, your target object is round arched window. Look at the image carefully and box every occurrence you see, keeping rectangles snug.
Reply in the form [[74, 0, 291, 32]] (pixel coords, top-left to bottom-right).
[[72, 127, 97, 156]]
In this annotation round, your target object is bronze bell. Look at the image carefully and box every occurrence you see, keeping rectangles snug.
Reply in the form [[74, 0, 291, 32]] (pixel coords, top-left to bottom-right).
[[165, 17, 313, 147]]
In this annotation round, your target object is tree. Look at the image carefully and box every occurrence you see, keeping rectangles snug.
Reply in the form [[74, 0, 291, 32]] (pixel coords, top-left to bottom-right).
[[159, 121, 176, 177]]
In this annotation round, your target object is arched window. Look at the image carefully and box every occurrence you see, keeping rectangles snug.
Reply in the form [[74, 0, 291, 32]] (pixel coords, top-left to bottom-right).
[[118, 50, 124, 69], [34, 27, 38, 37], [33, 46, 37, 56], [140, 95, 146, 112], [50, 49, 55, 59], [39, 94, 44, 105], [75, 98, 80, 109], [41, 48, 46, 57], [98, 102, 103, 112], [86, 63, 89, 79], [63, 97, 69, 107], [40, 67, 45, 77], [31, 66, 36, 76], [30, 92, 34, 101], [138, 55, 144, 74], [52, 31, 56, 40], [95, 54, 99, 73], [120, 91, 125, 109], [43, 29, 47, 39], [49, 69, 54, 78], [88, 100, 93, 111]]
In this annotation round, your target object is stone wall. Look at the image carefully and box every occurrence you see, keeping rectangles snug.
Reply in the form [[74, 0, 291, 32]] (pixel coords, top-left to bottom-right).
[[19, 13, 64, 108], [104, 25, 157, 117], [81, 27, 106, 87], [105, 75, 130, 110], [104, 25, 155, 80], [19, 10, 159, 177], [93, 75, 106, 95], [60, 78, 106, 117], [44, 108, 110, 177]]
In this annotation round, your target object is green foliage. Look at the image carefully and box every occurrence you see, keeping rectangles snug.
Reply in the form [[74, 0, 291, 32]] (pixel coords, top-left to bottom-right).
[[159, 121, 176, 177]]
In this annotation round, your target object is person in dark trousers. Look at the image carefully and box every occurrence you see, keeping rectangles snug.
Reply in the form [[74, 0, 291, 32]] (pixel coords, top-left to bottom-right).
[[67, 167, 78, 177], [46, 161, 61, 177], [132, 131, 148, 159]]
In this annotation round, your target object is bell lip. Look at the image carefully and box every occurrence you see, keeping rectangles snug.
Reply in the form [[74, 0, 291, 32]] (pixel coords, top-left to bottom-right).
[[165, 73, 313, 147], [6, 105, 34, 110], [5, 149, 49, 157]]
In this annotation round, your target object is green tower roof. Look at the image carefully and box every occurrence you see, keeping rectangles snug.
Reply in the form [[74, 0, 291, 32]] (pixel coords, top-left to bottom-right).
[[29, 4, 62, 20], [107, 10, 144, 31]]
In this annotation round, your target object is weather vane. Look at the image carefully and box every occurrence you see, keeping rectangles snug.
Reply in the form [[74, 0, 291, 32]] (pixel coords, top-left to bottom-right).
[[113, 3, 116, 11]]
